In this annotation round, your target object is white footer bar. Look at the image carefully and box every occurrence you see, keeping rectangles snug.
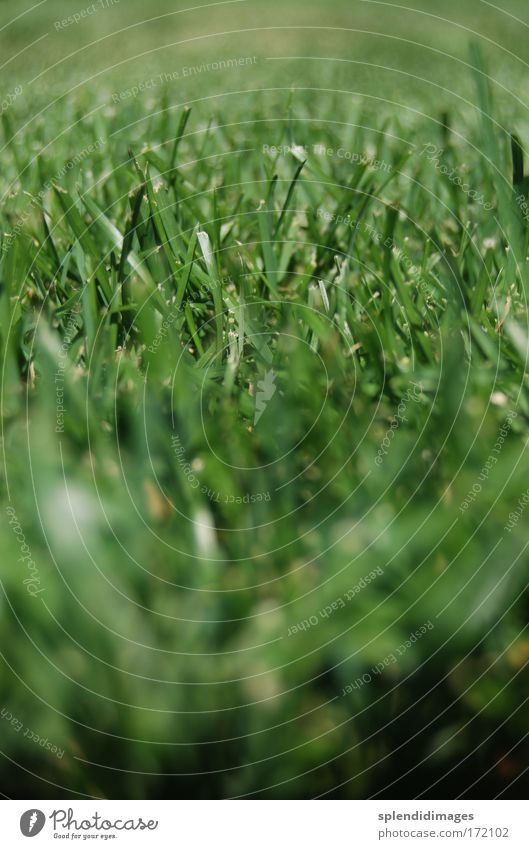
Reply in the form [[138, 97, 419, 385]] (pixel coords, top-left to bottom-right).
[[1, 800, 526, 848]]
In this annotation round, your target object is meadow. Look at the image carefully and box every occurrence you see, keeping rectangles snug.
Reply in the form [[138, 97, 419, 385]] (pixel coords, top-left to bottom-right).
[[1, 0, 529, 799]]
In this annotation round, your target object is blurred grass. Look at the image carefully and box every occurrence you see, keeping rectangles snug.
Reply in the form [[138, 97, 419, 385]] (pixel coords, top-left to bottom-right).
[[1, 0, 529, 799]]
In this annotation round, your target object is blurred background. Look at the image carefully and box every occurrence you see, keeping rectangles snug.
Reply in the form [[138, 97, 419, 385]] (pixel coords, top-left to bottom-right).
[[1, 0, 529, 800]]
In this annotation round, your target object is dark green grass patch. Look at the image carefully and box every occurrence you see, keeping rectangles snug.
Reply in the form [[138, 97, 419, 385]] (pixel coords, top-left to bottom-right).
[[1, 3, 529, 800]]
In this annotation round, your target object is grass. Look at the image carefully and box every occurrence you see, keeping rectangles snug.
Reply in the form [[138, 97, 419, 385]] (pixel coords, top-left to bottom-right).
[[1, 0, 529, 800]]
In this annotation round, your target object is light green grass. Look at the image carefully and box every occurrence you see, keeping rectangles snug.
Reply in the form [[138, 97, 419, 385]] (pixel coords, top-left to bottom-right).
[[1, 0, 529, 800]]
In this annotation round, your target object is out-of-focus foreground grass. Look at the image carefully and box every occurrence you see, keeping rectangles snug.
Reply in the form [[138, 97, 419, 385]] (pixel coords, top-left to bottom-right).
[[1, 0, 529, 799]]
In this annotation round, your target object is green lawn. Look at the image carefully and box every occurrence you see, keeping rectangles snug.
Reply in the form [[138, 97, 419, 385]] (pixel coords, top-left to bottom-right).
[[1, 0, 529, 799]]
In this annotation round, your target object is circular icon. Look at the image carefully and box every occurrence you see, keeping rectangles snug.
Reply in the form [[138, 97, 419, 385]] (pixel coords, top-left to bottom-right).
[[20, 810, 46, 837]]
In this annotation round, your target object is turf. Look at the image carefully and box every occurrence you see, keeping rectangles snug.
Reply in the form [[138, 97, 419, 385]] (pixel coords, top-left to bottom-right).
[[1, 0, 529, 800]]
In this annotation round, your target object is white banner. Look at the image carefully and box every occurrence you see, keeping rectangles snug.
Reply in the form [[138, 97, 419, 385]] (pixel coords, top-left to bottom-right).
[[0, 800, 527, 847]]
